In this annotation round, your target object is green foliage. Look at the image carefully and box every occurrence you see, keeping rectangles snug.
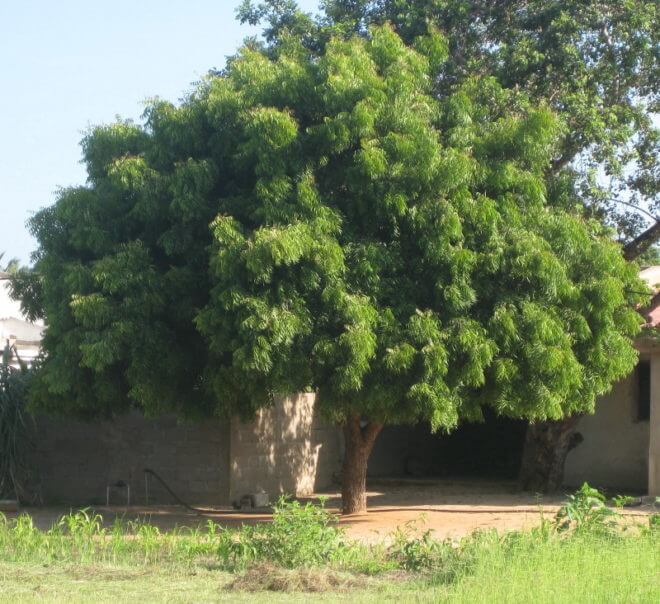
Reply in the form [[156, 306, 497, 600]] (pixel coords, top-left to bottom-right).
[[388, 518, 459, 573], [22, 25, 647, 431], [0, 488, 654, 563], [639, 245, 660, 267], [1, 489, 657, 600], [1, 528, 657, 601], [0, 252, 19, 273], [242, 0, 659, 241], [0, 499, 353, 571], [218, 497, 350, 569], [0, 509, 222, 566], [611, 494, 637, 508], [554, 482, 618, 535]]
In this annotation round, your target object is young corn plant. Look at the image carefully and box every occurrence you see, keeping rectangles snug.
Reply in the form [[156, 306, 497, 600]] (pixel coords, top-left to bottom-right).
[[58, 509, 105, 562]]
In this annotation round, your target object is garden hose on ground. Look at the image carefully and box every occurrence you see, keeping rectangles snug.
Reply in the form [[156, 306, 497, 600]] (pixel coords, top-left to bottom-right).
[[142, 468, 269, 515]]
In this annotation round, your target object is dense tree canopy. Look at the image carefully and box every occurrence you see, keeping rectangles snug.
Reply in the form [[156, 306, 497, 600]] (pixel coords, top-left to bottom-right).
[[17, 25, 648, 511], [239, 0, 659, 250]]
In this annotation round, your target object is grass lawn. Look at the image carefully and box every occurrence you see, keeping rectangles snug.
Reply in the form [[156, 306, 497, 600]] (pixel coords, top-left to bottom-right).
[[1, 531, 657, 603], [0, 493, 658, 603]]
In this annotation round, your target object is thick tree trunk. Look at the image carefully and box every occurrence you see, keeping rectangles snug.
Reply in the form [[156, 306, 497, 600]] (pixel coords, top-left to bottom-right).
[[623, 220, 660, 261], [519, 416, 583, 492], [341, 415, 382, 515]]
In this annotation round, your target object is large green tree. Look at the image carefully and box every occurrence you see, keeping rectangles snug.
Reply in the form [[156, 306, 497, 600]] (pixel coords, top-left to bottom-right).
[[19, 26, 646, 513], [238, 0, 659, 490]]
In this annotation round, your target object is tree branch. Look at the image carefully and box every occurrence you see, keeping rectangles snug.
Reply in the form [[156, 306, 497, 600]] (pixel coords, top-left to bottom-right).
[[344, 414, 382, 447], [613, 199, 659, 223], [361, 421, 383, 447], [550, 153, 574, 175], [623, 220, 660, 261]]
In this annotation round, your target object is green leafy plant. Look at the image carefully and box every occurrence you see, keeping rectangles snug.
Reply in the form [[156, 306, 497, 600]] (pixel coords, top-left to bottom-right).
[[0, 252, 19, 274], [57, 508, 105, 562], [612, 494, 636, 508], [1, 495, 657, 594], [388, 517, 449, 572], [219, 496, 348, 569], [239, 0, 660, 500], [241, 1, 660, 256], [555, 483, 618, 535]]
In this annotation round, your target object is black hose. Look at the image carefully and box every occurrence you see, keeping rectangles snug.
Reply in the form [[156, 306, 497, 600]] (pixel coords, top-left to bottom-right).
[[142, 468, 268, 515], [143, 468, 206, 513]]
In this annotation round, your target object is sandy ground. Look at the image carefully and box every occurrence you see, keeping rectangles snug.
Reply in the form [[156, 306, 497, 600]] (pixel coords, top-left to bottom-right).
[[5, 480, 655, 543]]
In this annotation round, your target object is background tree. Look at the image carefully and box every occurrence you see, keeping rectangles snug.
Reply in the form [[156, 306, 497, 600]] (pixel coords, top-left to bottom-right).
[[20, 26, 646, 513], [238, 0, 659, 491]]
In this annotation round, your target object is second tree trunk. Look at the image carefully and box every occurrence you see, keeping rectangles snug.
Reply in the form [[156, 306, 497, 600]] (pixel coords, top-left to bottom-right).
[[341, 415, 382, 515], [519, 416, 583, 492]]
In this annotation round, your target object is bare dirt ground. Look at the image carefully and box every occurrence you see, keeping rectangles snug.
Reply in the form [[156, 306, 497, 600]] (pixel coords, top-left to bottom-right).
[[6, 480, 655, 543]]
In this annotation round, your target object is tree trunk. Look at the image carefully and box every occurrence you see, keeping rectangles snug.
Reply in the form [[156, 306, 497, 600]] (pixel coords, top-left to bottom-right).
[[623, 220, 660, 261], [519, 416, 583, 492], [341, 415, 382, 515]]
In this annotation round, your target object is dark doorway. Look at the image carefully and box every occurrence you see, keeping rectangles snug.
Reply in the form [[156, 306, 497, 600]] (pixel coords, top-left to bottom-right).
[[368, 409, 527, 480]]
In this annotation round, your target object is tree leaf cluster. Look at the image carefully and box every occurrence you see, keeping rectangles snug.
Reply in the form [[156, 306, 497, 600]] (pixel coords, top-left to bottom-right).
[[240, 0, 659, 242], [22, 26, 646, 428]]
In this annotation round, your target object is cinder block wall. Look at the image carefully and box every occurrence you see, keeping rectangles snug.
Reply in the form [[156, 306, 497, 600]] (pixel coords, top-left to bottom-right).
[[229, 393, 342, 502], [30, 413, 231, 505]]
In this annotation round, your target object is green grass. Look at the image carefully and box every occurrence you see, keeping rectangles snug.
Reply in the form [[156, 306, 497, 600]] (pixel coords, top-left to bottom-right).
[[0, 534, 657, 604], [436, 530, 659, 603], [0, 493, 658, 603]]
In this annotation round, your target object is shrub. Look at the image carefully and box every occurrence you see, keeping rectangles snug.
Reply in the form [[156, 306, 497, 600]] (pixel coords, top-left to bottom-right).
[[554, 483, 619, 535], [387, 518, 455, 573], [217, 496, 349, 569], [1, 485, 656, 584]]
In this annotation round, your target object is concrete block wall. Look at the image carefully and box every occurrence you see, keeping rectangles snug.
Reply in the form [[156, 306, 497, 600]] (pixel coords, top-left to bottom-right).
[[30, 412, 231, 505], [229, 393, 342, 502]]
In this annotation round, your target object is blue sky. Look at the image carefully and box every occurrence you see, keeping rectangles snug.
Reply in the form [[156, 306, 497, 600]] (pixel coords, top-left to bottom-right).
[[0, 0, 319, 264]]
